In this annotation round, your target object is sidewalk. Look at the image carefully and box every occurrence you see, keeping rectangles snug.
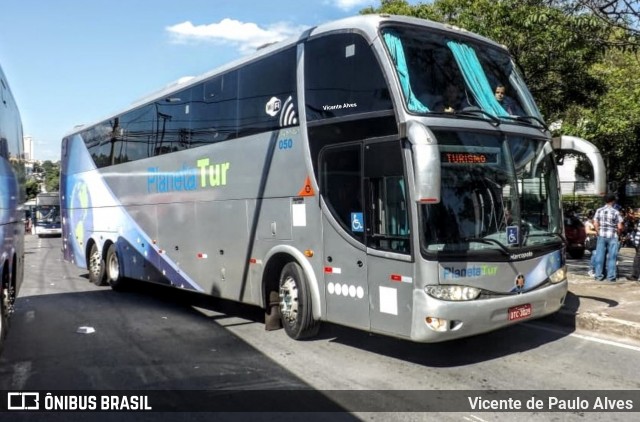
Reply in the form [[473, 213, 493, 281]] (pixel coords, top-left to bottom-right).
[[544, 247, 640, 343]]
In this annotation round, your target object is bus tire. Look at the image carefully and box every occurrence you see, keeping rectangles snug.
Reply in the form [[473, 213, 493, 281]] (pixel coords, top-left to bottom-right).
[[278, 262, 319, 340], [88, 243, 106, 286], [105, 244, 126, 291]]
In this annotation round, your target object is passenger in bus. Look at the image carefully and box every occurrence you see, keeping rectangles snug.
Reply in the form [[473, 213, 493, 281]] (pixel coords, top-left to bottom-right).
[[503, 208, 513, 227], [494, 84, 520, 115], [433, 84, 467, 113]]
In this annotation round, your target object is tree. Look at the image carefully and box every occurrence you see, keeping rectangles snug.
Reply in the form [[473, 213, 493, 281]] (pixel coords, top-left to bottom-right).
[[571, 0, 640, 46], [39, 160, 60, 193], [563, 47, 640, 199], [26, 179, 39, 199]]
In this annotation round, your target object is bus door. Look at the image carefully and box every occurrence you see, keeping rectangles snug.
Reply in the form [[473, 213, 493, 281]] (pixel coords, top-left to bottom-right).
[[363, 140, 414, 338], [320, 143, 370, 330], [319, 140, 413, 336]]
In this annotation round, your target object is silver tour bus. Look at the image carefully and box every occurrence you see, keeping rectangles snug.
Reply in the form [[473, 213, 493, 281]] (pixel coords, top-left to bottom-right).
[[61, 14, 601, 342], [0, 62, 25, 353]]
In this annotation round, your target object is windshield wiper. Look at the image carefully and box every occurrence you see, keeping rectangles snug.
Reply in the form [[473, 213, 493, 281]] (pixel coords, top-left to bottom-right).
[[427, 107, 501, 126], [454, 107, 501, 127], [463, 237, 510, 255], [522, 231, 564, 246], [501, 114, 550, 132]]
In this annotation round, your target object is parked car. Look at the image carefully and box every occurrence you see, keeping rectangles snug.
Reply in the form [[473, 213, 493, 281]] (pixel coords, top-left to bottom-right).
[[564, 215, 586, 259]]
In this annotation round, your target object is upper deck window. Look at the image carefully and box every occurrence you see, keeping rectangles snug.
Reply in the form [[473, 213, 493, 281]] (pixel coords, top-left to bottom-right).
[[304, 33, 393, 121], [381, 25, 542, 124]]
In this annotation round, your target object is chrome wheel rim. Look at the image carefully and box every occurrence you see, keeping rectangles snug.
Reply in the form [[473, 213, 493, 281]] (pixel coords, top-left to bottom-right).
[[108, 252, 119, 281], [89, 249, 101, 278], [279, 276, 299, 324]]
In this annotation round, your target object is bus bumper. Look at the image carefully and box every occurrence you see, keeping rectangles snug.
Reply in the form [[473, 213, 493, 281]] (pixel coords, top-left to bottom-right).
[[409, 280, 568, 343]]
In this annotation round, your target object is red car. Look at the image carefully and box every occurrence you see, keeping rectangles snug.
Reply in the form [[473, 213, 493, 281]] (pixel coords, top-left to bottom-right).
[[564, 215, 586, 259]]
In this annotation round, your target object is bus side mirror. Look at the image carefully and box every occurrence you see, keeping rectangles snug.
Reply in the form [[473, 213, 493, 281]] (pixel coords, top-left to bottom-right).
[[407, 121, 441, 204]]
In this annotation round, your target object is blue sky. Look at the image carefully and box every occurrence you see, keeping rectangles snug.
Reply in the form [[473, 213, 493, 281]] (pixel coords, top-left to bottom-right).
[[0, 0, 419, 162]]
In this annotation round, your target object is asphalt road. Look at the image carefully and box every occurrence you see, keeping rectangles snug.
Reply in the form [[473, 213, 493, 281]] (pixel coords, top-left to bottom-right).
[[1, 235, 639, 421]]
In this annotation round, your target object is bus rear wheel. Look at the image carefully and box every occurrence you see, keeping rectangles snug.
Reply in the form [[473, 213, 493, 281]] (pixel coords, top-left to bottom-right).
[[105, 244, 126, 291], [278, 262, 319, 340], [88, 243, 106, 286]]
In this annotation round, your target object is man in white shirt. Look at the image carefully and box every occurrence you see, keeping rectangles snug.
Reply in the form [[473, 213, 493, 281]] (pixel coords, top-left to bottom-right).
[[593, 193, 624, 282]]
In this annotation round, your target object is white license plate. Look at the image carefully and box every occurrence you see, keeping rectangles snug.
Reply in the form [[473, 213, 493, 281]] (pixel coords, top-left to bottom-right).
[[508, 304, 532, 321]]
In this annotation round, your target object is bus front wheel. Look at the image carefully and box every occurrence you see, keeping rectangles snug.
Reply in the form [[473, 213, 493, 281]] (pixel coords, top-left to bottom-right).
[[106, 244, 126, 291], [278, 262, 319, 340], [88, 243, 106, 286]]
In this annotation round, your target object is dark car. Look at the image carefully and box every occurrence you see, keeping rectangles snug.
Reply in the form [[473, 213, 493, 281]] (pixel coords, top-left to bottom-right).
[[564, 215, 586, 259]]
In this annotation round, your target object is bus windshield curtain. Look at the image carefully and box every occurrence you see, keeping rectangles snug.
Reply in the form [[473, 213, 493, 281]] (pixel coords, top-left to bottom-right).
[[383, 32, 429, 113], [446, 41, 507, 117]]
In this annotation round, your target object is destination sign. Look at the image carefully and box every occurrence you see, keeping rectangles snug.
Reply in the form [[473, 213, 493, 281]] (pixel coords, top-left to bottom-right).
[[441, 151, 499, 165]]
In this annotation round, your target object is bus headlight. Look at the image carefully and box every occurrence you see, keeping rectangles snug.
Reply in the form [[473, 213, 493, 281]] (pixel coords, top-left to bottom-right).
[[549, 266, 567, 284], [425, 285, 481, 301]]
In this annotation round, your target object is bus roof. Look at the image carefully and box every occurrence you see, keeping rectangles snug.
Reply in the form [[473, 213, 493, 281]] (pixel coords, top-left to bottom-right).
[[63, 14, 505, 137], [36, 192, 60, 206]]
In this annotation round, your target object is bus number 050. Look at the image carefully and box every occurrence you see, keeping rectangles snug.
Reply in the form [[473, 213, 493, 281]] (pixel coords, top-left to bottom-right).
[[278, 139, 293, 150]]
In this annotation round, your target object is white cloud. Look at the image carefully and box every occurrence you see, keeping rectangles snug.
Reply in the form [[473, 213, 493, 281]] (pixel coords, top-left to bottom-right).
[[329, 0, 372, 11], [166, 18, 308, 54]]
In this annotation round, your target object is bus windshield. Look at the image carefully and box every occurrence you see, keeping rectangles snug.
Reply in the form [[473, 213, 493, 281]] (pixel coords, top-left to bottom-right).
[[381, 25, 542, 124], [421, 131, 562, 254]]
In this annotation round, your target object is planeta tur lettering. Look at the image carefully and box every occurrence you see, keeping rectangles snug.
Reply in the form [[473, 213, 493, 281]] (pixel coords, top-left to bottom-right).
[[196, 158, 230, 188], [147, 157, 231, 193]]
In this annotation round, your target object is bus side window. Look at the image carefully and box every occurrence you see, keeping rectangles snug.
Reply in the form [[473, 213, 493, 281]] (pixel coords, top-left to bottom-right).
[[365, 141, 410, 253], [319, 143, 364, 243]]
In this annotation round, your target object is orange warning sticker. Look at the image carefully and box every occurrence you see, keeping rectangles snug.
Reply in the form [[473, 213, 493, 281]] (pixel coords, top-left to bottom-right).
[[297, 176, 315, 196]]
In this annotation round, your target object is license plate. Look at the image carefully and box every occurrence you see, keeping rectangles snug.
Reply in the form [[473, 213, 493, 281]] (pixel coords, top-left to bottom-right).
[[508, 304, 532, 321]]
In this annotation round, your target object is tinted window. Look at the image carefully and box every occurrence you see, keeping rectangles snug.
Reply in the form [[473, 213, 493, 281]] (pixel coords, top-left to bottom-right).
[[237, 47, 297, 136], [365, 141, 410, 253], [320, 143, 364, 243], [85, 119, 121, 167], [305, 33, 392, 121], [191, 71, 239, 145], [154, 88, 192, 155], [118, 105, 155, 163], [83, 47, 298, 168]]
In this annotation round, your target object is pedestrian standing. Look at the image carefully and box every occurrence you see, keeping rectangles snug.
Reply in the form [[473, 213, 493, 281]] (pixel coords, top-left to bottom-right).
[[626, 229, 640, 282], [583, 210, 597, 277], [593, 193, 624, 282]]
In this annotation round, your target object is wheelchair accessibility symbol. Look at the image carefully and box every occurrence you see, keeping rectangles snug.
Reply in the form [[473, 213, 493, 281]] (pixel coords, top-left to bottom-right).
[[351, 212, 364, 232], [507, 226, 519, 245]]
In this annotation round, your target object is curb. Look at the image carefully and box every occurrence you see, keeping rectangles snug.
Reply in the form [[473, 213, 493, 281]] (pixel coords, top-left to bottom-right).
[[574, 311, 640, 342], [546, 307, 640, 343]]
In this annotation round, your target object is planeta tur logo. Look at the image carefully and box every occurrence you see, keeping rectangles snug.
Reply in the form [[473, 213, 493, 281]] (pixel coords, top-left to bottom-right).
[[442, 265, 498, 280], [147, 157, 231, 193]]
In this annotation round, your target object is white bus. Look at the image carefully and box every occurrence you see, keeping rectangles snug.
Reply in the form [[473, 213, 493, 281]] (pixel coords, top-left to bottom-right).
[[34, 192, 62, 237], [61, 14, 602, 342], [0, 63, 25, 353]]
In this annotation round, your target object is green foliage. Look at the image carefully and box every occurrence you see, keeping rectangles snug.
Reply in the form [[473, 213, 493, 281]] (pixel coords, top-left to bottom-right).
[[26, 179, 39, 200], [32, 160, 61, 194], [41, 160, 61, 193], [561, 49, 640, 190]]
